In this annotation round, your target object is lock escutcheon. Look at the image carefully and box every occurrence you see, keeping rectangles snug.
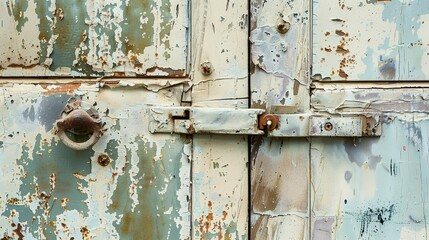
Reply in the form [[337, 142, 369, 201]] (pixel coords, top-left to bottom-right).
[[55, 97, 104, 151]]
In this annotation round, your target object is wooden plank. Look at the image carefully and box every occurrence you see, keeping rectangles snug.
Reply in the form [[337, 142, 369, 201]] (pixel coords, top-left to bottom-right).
[[0, 0, 188, 77], [312, 0, 429, 81], [191, 0, 250, 239], [250, 0, 310, 238], [311, 116, 429, 239]]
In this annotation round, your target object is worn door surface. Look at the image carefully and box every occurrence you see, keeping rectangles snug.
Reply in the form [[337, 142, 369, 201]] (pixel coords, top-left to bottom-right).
[[251, 0, 429, 239], [0, 0, 251, 239]]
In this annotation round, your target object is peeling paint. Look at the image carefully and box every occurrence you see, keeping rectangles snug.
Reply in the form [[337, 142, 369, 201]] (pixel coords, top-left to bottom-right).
[[313, 0, 429, 80], [0, 84, 191, 239], [0, 0, 188, 77]]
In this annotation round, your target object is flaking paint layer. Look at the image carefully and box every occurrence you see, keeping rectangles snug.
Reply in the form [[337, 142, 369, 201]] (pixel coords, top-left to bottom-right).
[[0, 0, 188, 77]]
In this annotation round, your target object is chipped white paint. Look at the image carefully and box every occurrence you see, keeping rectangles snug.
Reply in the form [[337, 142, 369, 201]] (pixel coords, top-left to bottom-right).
[[250, 0, 310, 239], [191, 0, 250, 239], [0, 0, 188, 77], [0, 83, 191, 239], [313, 0, 429, 80]]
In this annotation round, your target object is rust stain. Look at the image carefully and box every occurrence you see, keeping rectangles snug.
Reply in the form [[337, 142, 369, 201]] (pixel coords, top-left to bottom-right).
[[41, 83, 81, 95], [7, 63, 39, 69], [324, 47, 332, 52], [145, 66, 186, 77], [222, 211, 228, 221], [335, 29, 348, 37], [196, 201, 231, 239], [113, 72, 126, 77], [293, 80, 300, 95], [12, 223, 24, 240], [251, 215, 264, 239], [336, 45, 350, 55], [339, 69, 349, 79], [81, 226, 90, 239], [252, 175, 281, 211]]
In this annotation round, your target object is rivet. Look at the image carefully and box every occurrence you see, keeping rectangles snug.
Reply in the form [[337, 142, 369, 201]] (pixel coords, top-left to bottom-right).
[[276, 18, 291, 34], [324, 122, 333, 131], [258, 114, 279, 131], [200, 61, 214, 76], [97, 153, 111, 167]]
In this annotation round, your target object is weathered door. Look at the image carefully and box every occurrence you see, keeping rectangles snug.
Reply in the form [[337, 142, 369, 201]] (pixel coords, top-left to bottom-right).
[[0, 0, 250, 239], [251, 0, 429, 239]]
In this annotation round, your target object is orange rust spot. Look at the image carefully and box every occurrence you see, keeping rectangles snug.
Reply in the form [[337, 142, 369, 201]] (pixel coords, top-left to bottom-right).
[[222, 211, 228, 221], [41, 83, 81, 95], [113, 72, 126, 77], [325, 32, 330, 36], [324, 47, 332, 52], [339, 69, 349, 79], [81, 226, 90, 239], [205, 213, 213, 232], [340, 58, 347, 68], [7, 198, 19, 204], [336, 46, 350, 55], [335, 29, 348, 36]]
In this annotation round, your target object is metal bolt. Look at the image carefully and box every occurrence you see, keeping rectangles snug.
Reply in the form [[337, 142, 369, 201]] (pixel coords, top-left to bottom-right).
[[200, 61, 214, 76], [324, 122, 333, 131], [258, 114, 279, 131], [276, 18, 291, 34], [97, 154, 110, 167]]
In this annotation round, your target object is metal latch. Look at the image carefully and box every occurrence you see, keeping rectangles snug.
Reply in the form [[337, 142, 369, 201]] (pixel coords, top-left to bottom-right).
[[149, 107, 382, 137]]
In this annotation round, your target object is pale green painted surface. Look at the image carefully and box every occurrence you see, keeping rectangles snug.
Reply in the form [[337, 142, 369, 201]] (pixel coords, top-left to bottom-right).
[[0, 87, 191, 239], [0, 0, 188, 77]]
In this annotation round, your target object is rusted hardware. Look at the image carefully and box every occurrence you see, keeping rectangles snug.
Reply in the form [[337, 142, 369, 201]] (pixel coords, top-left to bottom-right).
[[276, 18, 291, 34], [258, 114, 280, 131], [324, 122, 333, 131], [200, 61, 214, 76], [309, 115, 382, 137], [149, 107, 382, 137], [55, 97, 104, 151], [97, 154, 111, 166], [149, 107, 265, 135]]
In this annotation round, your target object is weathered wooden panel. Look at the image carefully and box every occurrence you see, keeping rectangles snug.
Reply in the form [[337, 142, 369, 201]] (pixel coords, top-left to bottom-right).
[[250, 0, 310, 238], [310, 85, 429, 239], [0, 83, 190, 239], [313, 0, 429, 81], [311, 83, 429, 113], [311, 116, 429, 239], [0, 0, 188, 77], [191, 0, 250, 239]]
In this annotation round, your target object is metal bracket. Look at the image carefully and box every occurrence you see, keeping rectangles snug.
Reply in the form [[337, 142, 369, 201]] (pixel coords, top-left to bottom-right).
[[149, 107, 265, 135], [149, 107, 382, 137]]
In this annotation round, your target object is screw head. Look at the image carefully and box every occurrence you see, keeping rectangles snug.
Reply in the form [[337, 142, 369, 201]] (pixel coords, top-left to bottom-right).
[[258, 114, 279, 131], [324, 122, 333, 131], [276, 18, 291, 34], [200, 61, 214, 76], [97, 153, 111, 167]]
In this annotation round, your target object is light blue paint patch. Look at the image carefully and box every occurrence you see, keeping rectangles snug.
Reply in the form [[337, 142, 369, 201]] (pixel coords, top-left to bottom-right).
[[380, 0, 429, 80], [319, 116, 429, 240]]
